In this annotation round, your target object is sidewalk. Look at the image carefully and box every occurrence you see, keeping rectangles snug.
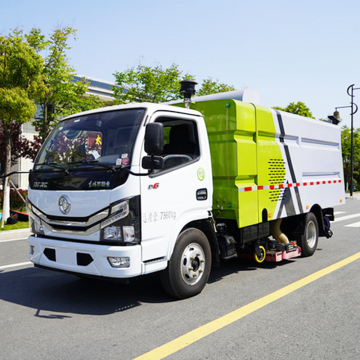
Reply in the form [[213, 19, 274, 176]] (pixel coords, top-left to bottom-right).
[[345, 191, 360, 200], [0, 228, 31, 241]]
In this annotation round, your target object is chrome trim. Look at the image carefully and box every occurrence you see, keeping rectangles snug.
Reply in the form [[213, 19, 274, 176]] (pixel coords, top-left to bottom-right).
[[46, 210, 109, 227], [41, 220, 101, 236], [27, 199, 109, 235], [30, 202, 108, 228]]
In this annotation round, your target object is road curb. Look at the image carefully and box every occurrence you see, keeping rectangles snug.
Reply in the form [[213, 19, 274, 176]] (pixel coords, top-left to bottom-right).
[[345, 192, 360, 200], [0, 228, 31, 241]]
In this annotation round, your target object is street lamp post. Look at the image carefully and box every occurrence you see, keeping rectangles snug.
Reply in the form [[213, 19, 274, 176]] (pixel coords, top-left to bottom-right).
[[330, 84, 359, 196], [347, 85, 360, 197]]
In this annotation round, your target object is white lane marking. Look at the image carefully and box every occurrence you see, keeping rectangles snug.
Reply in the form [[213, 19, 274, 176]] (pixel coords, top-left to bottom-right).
[[334, 211, 346, 215], [345, 221, 360, 228], [334, 213, 360, 223], [0, 238, 28, 243], [0, 262, 32, 270]]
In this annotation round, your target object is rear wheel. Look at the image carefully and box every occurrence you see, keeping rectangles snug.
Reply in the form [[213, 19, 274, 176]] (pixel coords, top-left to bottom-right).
[[299, 212, 319, 257], [161, 228, 211, 299]]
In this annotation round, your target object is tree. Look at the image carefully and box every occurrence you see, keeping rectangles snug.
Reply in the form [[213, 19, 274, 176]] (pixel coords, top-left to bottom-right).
[[0, 122, 34, 173], [112, 64, 235, 104], [341, 126, 360, 190], [113, 63, 195, 104], [26, 27, 105, 144], [196, 77, 235, 96], [0, 29, 44, 224], [273, 101, 315, 119]]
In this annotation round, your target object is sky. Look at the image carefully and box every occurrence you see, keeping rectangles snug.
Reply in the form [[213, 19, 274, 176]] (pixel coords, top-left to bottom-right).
[[1, 0, 360, 127]]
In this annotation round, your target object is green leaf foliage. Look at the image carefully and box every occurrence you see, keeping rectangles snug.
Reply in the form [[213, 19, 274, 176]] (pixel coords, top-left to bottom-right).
[[0, 29, 44, 124], [112, 64, 235, 104], [273, 101, 315, 119], [0, 29, 44, 225], [196, 77, 235, 97], [0, 88, 37, 124], [27, 27, 105, 142], [113, 64, 195, 104]]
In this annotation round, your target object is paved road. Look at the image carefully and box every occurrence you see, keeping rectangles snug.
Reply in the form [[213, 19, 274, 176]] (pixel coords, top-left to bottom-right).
[[0, 199, 360, 360]]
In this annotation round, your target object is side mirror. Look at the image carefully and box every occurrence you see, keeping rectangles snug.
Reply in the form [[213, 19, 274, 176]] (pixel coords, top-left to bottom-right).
[[142, 156, 164, 170], [142, 122, 164, 171], [145, 123, 164, 155]]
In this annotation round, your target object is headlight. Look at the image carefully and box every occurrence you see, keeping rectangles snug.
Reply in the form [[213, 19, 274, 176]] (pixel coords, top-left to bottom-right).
[[100, 200, 129, 229], [103, 226, 122, 240], [100, 197, 141, 244]]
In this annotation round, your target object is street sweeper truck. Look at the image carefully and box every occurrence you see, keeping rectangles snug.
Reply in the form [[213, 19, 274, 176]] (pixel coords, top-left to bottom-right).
[[27, 81, 345, 298]]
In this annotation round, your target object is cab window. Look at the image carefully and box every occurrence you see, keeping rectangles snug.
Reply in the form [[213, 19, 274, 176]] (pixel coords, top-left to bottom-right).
[[155, 118, 200, 171]]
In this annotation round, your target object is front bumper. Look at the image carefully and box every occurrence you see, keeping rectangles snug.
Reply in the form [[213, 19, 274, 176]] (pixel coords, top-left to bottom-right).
[[28, 235, 142, 278]]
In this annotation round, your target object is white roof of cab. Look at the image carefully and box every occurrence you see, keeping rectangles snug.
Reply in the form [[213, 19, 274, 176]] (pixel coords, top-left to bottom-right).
[[62, 102, 202, 121]]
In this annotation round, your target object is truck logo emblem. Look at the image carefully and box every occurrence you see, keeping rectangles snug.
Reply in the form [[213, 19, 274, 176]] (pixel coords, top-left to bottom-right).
[[59, 195, 71, 215], [148, 183, 159, 190], [197, 168, 205, 181]]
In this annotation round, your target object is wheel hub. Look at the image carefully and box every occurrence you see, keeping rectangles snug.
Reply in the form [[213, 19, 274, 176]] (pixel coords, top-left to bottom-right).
[[181, 243, 206, 285], [306, 220, 317, 249]]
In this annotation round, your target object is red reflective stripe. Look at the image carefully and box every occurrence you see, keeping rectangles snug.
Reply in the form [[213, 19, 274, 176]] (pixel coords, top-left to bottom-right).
[[242, 179, 341, 193]]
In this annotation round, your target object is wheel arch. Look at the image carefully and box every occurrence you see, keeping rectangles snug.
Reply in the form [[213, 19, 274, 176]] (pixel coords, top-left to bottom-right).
[[310, 204, 326, 237], [180, 219, 220, 267], [281, 204, 326, 241]]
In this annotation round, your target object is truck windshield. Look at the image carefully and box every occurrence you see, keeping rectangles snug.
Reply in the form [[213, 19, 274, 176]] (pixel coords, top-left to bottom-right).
[[35, 108, 145, 169]]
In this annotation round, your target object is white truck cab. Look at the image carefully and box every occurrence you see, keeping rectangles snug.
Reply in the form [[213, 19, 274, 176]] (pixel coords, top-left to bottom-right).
[[28, 102, 214, 297]]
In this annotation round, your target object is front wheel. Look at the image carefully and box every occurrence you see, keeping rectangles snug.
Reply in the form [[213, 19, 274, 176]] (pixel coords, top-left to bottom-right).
[[161, 228, 212, 299], [299, 212, 319, 257]]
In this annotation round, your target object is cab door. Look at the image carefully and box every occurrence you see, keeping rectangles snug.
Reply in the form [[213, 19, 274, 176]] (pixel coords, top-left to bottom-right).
[[140, 112, 213, 262]]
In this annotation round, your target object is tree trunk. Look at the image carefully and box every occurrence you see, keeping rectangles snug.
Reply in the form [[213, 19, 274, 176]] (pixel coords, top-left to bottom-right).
[[1, 124, 11, 227]]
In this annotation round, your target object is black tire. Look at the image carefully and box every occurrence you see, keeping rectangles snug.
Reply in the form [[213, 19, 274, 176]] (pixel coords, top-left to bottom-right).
[[161, 228, 212, 299], [299, 212, 319, 257]]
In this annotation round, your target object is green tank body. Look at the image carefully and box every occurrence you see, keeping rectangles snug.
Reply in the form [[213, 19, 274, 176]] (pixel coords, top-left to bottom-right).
[[190, 99, 284, 229]]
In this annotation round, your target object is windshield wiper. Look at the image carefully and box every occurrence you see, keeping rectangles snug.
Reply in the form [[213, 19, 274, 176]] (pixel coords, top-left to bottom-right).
[[34, 162, 69, 173], [67, 159, 119, 172]]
